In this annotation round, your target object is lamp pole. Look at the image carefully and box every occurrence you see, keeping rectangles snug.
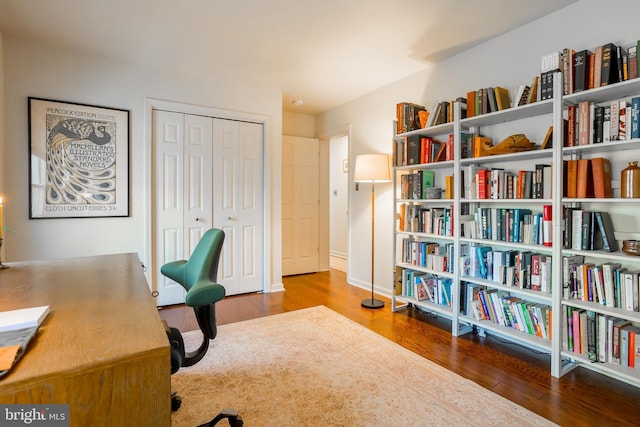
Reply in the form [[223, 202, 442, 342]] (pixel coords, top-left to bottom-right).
[[362, 179, 384, 309]]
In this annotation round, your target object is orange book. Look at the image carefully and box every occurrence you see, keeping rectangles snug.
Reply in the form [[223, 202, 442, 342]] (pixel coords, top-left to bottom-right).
[[576, 159, 594, 198], [566, 159, 578, 197], [591, 157, 613, 198], [466, 90, 476, 117]]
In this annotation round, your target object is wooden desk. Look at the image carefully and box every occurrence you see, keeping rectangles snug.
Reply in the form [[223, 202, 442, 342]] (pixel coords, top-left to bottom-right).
[[0, 253, 170, 426]]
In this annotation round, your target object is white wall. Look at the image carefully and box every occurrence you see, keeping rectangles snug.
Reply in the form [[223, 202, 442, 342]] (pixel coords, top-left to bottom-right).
[[317, 0, 640, 295], [1, 36, 283, 290]]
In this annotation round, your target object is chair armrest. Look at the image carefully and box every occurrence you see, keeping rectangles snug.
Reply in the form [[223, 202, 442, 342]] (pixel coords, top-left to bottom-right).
[[185, 280, 226, 307], [160, 260, 188, 286]]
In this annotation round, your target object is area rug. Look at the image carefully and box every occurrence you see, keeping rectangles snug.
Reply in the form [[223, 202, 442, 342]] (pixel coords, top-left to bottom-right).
[[171, 306, 555, 426]]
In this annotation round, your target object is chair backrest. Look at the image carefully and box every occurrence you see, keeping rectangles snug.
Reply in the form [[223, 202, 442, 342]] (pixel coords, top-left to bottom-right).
[[182, 228, 225, 292]]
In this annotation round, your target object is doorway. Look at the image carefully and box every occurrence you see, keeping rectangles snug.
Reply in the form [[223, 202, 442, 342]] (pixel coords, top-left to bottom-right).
[[329, 134, 349, 272]]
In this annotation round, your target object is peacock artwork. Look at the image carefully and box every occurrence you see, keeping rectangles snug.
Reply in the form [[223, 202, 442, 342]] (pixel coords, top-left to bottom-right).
[[29, 98, 130, 218], [46, 116, 116, 205]]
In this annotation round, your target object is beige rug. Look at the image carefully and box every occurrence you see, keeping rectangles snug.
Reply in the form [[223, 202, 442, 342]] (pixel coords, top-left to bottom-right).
[[171, 306, 555, 426]]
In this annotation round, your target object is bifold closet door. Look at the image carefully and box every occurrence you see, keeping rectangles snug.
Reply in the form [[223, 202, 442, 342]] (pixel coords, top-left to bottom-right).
[[153, 110, 213, 306]]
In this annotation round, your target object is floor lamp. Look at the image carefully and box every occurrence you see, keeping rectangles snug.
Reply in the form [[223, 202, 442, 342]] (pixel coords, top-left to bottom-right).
[[354, 153, 391, 309]]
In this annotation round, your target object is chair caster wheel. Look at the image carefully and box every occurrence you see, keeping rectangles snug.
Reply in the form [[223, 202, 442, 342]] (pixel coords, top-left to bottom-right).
[[171, 393, 182, 411]]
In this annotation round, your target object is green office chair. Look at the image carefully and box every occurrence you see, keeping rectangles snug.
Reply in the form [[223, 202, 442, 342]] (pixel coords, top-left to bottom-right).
[[161, 228, 243, 426]]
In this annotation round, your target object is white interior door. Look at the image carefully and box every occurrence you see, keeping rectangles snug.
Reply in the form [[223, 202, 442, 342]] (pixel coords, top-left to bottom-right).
[[213, 118, 264, 295], [282, 135, 320, 276], [153, 111, 213, 306]]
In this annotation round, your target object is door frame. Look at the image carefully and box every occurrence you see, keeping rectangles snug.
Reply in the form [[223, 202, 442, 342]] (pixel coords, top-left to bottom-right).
[[318, 125, 352, 278], [144, 98, 275, 297]]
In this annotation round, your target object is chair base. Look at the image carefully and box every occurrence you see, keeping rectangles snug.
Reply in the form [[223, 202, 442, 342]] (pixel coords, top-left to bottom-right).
[[197, 408, 243, 427], [361, 298, 384, 309]]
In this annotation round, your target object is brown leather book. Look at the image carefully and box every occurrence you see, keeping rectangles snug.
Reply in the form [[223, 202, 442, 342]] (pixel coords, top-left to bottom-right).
[[566, 159, 578, 198], [576, 158, 594, 198], [591, 157, 613, 198]]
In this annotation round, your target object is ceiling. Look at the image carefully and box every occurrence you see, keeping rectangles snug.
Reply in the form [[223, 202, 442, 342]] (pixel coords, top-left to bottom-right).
[[0, 0, 576, 115]]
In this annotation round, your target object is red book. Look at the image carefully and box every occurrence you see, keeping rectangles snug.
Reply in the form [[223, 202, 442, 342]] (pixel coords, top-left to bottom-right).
[[591, 157, 613, 198], [476, 169, 488, 199], [543, 204, 552, 246]]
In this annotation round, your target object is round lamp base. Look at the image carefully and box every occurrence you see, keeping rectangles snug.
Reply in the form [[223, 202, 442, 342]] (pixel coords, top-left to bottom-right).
[[361, 298, 384, 309]]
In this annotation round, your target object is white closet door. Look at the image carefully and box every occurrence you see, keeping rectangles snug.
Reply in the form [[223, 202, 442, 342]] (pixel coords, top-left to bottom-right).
[[153, 111, 212, 306], [213, 118, 264, 295]]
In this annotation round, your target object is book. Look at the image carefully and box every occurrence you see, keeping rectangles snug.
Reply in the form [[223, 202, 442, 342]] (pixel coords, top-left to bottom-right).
[[593, 105, 604, 143], [566, 159, 578, 197], [629, 45, 638, 80], [600, 42, 619, 86], [593, 45, 603, 88], [632, 96, 640, 139], [543, 204, 552, 247], [494, 86, 511, 110], [594, 211, 618, 252], [578, 101, 591, 145], [590, 157, 612, 198], [576, 159, 593, 198], [516, 84, 530, 107], [586, 310, 597, 361], [0, 306, 50, 333], [562, 48, 575, 94], [574, 49, 592, 92], [527, 76, 539, 104], [619, 100, 627, 140], [610, 100, 619, 141]]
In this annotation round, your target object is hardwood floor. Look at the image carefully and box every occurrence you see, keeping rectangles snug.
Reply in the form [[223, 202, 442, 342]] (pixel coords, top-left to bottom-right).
[[159, 269, 640, 426]]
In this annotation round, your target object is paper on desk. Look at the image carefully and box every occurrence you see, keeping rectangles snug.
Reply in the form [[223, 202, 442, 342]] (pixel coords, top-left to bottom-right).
[[0, 306, 50, 333], [0, 345, 20, 370]]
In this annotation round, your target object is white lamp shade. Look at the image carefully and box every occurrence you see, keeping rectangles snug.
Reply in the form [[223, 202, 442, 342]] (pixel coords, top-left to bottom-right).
[[354, 154, 391, 183]]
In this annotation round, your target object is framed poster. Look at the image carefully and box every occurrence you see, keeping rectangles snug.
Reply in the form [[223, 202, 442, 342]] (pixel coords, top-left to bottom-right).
[[28, 98, 130, 218]]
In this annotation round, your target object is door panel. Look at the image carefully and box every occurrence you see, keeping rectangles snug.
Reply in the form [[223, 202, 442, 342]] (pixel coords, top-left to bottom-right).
[[282, 136, 320, 276], [154, 112, 213, 306], [154, 110, 187, 306], [213, 119, 263, 295]]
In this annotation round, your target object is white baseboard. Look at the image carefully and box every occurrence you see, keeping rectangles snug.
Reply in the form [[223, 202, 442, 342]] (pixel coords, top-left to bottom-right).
[[329, 255, 347, 272]]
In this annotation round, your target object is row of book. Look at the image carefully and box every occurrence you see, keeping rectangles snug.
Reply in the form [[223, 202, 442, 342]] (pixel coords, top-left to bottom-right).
[[563, 209, 618, 252], [466, 164, 552, 200], [563, 255, 640, 312], [546, 40, 640, 99], [466, 87, 513, 117], [395, 98, 468, 135], [461, 245, 551, 293], [398, 170, 435, 200], [466, 286, 551, 340], [394, 134, 456, 167], [566, 97, 640, 147], [398, 205, 452, 236], [461, 206, 552, 247], [395, 268, 452, 306], [399, 239, 453, 273], [396, 40, 640, 134], [563, 308, 640, 368], [395, 102, 429, 134], [565, 157, 612, 199]]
